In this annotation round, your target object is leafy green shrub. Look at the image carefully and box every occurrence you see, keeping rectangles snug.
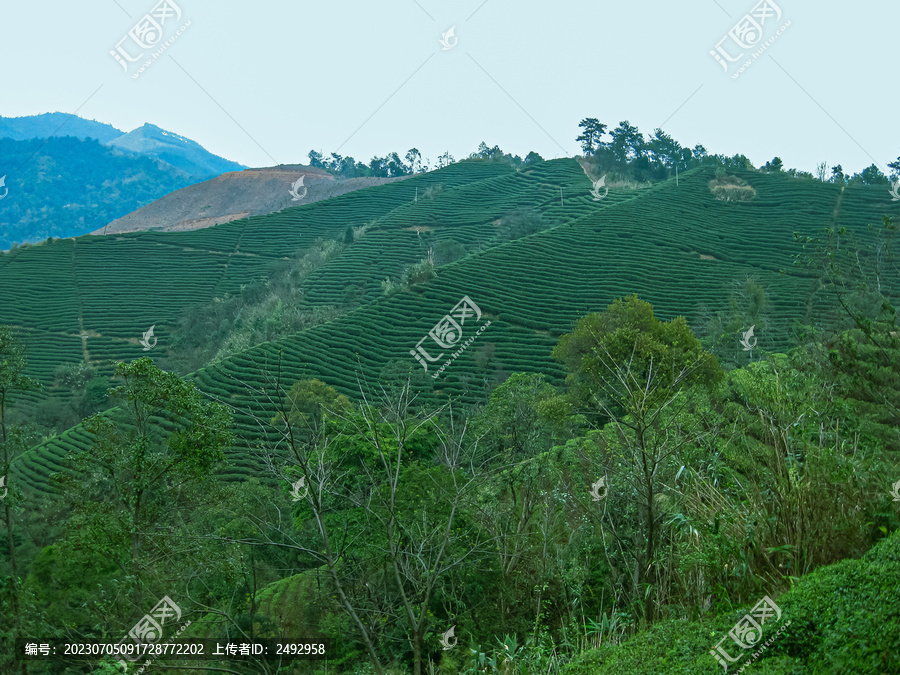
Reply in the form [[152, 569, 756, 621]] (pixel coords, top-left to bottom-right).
[[381, 276, 399, 295], [771, 529, 900, 673], [433, 238, 467, 265], [402, 256, 435, 288], [558, 530, 900, 675], [709, 174, 758, 202], [496, 208, 550, 242]]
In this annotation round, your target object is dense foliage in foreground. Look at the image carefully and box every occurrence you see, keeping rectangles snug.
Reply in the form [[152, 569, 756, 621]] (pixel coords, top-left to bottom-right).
[[1, 279, 898, 673], [561, 526, 900, 674], [0, 126, 899, 672]]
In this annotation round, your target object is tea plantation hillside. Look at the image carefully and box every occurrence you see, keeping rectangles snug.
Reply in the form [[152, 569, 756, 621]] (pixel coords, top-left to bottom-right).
[[9, 163, 900, 499], [3, 158, 897, 405], [0, 160, 516, 403], [300, 159, 621, 307]]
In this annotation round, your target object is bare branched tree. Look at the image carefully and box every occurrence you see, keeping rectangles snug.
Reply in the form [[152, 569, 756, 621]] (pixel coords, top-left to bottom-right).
[[207, 354, 496, 675]]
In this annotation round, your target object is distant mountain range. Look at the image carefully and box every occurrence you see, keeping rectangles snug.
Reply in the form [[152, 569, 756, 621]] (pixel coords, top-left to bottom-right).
[[0, 113, 247, 248], [0, 113, 244, 177], [0, 112, 125, 144], [106, 123, 244, 178]]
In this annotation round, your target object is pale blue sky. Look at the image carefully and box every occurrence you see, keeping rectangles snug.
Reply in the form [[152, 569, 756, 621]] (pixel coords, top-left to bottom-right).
[[1, 0, 896, 174]]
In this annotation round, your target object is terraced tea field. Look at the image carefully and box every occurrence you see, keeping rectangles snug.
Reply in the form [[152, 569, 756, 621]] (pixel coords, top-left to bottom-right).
[[5, 160, 900, 499], [0, 161, 514, 385]]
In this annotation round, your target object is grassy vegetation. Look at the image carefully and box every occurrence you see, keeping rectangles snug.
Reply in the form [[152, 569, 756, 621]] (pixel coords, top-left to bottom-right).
[[0, 162, 889, 389], [1, 153, 899, 674], [0, 162, 512, 413], [4, 161, 900, 498], [560, 528, 900, 674]]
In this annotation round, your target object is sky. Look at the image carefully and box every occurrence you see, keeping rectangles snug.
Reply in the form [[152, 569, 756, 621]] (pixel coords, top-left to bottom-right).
[[1, 0, 897, 175]]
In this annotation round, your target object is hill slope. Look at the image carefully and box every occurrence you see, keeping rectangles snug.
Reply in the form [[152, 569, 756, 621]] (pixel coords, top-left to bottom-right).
[[560, 528, 900, 674], [91, 166, 406, 235], [0, 114, 249, 246], [0, 161, 511, 395], [6, 160, 900, 496], [0, 136, 196, 250]]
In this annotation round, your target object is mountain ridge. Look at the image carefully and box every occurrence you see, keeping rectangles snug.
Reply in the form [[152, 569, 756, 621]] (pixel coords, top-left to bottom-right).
[[0, 114, 246, 179], [0, 112, 124, 143], [105, 122, 245, 178], [0, 113, 249, 247]]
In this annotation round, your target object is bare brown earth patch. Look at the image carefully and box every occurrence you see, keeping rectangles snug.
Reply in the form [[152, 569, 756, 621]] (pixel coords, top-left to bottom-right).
[[93, 165, 409, 236]]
